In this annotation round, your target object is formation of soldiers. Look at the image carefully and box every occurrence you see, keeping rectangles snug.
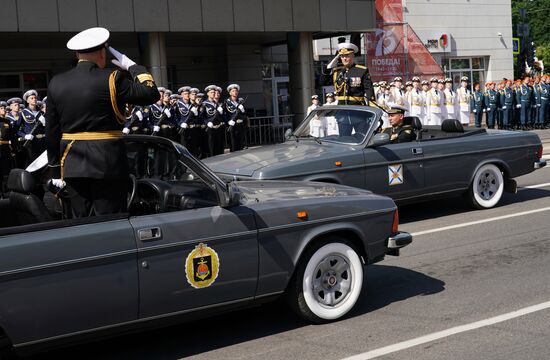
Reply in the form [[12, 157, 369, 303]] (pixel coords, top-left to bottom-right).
[[0, 83, 248, 194], [371, 74, 550, 130], [123, 84, 249, 159]]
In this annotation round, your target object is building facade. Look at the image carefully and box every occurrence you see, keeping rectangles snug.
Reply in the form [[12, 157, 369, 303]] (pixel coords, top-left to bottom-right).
[[403, 0, 514, 84]]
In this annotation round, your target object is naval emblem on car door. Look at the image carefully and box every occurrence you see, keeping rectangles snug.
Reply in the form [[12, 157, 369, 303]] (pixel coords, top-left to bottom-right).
[[388, 164, 404, 186], [185, 243, 220, 289]]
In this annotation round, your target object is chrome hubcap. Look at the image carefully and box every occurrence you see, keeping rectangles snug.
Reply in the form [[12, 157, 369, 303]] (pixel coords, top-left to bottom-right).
[[477, 170, 498, 200], [312, 255, 352, 307]]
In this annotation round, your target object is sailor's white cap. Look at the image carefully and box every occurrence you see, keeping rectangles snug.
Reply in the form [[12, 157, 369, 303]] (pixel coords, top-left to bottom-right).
[[66, 27, 110, 53], [23, 89, 38, 102], [337, 42, 359, 55], [227, 84, 240, 92]]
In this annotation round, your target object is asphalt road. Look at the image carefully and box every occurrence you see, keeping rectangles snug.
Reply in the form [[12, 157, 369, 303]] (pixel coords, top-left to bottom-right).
[[25, 131, 550, 360]]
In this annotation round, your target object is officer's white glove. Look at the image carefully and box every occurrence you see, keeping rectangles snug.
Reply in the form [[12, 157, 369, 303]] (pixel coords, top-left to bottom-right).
[[473, 109, 477, 114], [207, 122, 214, 128], [238, 104, 245, 113], [136, 110, 143, 121], [327, 54, 340, 69], [537, 104, 541, 107], [191, 107, 198, 116], [486, 108, 490, 112], [217, 106, 223, 114], [502, 106, 507, 110], [24, 134, 34, 140], [122, 127, 130, 134], [516, 104, 521, 108], [228, 120, 236, 126], [38, 115, 46, 126], [180, 122, 188, 129], [483, 108, 486, 112], [163, 108, 172, 118], [108, 46, 136, 71], [51, 178, 66, 189], [153, 125, 160, 132]]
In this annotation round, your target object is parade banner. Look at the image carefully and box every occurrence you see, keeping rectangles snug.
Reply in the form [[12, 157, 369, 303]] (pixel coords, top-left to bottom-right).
[[365, 0, 444, 82]]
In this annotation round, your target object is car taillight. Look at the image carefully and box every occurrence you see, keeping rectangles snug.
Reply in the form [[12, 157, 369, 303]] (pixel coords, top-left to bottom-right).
[[537, 145, 543, 160], [392, 209, 399, 234]]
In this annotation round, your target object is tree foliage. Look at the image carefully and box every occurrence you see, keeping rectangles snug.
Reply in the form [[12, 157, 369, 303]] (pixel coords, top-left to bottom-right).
[[511, 0, 550, 75]]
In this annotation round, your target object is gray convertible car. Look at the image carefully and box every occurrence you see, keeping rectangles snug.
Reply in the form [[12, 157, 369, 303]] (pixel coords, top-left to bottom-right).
[[0, 135, 410, 353], [205, 105, 546, 209]]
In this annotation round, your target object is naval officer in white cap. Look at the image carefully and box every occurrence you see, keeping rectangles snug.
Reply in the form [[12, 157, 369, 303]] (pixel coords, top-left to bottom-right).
[[45, 27, 160, 217]]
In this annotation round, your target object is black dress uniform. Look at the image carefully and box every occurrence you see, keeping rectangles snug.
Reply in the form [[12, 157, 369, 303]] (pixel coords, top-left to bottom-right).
[[0, 107, 15, 196], [380, 104, 415, 144], [46, 28, 159, 217], [320, 42, 374, 136], [224, 84, 248, 152]]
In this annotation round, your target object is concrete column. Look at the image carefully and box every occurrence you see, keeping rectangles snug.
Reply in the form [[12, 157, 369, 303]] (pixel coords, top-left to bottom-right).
[[287, 32, 315, 128], [143, 32, 168, 87]]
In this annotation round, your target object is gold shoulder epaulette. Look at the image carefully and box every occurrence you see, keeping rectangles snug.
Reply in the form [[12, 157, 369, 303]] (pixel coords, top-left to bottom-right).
[[355, 65, 367, 69]]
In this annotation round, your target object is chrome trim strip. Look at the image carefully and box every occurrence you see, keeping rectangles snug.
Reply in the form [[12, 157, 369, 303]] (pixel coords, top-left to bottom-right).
[[0, 249, 137, 278], [137, 230, 258, 253], [14, 296, 255, 348]]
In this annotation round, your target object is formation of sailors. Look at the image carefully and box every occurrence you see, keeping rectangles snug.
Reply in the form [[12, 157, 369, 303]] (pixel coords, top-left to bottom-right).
[[0, 83, 249, 193], [370, 75, 550, 130]]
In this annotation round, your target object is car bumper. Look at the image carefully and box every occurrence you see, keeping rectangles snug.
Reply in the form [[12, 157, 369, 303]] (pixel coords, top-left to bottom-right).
[[535, 160, 546, 170], [388, 231, 413, 249]]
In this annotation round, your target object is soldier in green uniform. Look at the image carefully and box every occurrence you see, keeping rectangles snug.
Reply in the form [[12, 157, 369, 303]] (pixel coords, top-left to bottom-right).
[[381, 105, 415, 144]]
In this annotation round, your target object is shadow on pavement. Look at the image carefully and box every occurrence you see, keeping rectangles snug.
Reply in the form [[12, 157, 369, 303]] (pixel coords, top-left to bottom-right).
[[397, 188, 550, 225], [27, 266, 443, 360], [352, 264, 445, 315]]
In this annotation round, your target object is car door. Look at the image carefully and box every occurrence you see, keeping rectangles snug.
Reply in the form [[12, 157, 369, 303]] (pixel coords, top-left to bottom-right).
[[130, 204, 258, 318], [0, 216, 138, 346], [363, 140, 425, 200]]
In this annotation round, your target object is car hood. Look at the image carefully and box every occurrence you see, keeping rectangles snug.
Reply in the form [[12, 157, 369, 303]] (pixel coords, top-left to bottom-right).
[[235, 180, 368, 204], [203, 140, 349, 177]]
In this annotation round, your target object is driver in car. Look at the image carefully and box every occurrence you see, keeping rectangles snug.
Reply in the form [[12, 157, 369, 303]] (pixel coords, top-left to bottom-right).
[[381, 105, 415, 144]]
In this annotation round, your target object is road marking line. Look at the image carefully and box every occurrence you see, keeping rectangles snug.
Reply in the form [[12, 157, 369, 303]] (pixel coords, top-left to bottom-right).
[[518, 182, 550, 191], [341, 300, 550, 360], [409, 207, 550, 237]]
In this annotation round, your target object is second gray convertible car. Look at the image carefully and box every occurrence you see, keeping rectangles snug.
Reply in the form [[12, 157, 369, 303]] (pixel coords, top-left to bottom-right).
[[0, 135, 410, 353], [204, 105, 546, 209]]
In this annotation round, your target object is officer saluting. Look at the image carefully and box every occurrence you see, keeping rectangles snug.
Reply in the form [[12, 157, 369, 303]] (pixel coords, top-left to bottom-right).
[[46, 27, 159, 217], [321, 42, 374, 105]]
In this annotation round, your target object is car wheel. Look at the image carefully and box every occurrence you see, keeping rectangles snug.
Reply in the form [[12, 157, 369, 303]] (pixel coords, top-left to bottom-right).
[[468, 163, 504, 209], [287, 239, 364, 323]]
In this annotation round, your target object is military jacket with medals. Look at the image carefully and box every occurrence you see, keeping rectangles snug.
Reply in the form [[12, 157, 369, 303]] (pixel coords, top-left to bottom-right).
[[321, 63, 374, 105], [19, 107, 45, 138], [223, 98, 247, 126], [381, 124, 415, 144], [202, 100, 223, 126], [46, 61, 159, 179]]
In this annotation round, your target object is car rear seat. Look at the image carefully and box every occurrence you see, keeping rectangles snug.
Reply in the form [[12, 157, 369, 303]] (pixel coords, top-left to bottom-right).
[[403, 116, 423, 140], [7, 169, 52, 225], [441, 119, 464, 135]]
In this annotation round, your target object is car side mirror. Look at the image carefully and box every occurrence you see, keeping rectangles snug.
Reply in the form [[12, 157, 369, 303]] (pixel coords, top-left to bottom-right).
[[284, 128, 293, 140], [368, 132, 390, 147], [223, 182, 242, 207]]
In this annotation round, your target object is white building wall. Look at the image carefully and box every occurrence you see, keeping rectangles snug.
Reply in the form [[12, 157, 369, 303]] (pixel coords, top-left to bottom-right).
[[404, 0, 514, 82]]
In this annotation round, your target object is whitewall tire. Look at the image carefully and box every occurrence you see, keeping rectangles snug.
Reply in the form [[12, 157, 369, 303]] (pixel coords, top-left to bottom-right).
[[469, 163, 504, 209], [287, 239, 364, 323]]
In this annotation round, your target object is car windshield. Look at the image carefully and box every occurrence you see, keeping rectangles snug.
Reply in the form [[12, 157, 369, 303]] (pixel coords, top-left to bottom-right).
[[293, 108, 377, 144]]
